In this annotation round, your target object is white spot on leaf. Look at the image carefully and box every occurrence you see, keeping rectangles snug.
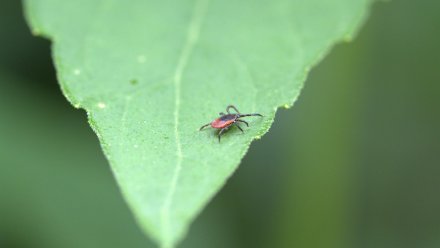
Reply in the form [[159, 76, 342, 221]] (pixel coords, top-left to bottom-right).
[[137, 55, 146, 63], [97, 102, 106, 109], [343, 34, 353, 42], [32, 28, 41, 35]]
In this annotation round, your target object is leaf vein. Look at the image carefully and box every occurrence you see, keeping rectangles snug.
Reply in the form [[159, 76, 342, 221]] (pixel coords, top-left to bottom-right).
[[160, 0, 210, 245]]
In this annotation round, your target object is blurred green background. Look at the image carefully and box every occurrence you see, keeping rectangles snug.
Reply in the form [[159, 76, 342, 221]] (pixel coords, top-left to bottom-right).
[[1, 0, 439, 247]]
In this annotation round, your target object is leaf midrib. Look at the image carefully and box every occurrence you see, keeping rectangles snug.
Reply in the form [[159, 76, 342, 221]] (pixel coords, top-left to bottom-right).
[[159, 0, 210, 246]]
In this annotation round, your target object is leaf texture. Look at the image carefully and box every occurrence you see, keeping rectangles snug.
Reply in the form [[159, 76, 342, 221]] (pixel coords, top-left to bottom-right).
[[24, 0, 372, 246]]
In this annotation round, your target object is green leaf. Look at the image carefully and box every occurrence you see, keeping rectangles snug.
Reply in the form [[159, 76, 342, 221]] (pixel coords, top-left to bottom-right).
[[24, 0, 372, 246]]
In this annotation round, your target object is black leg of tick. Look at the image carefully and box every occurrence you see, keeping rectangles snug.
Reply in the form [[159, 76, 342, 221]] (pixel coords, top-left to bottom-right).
[[218, 127, 228, 142], [239, 113, 263, 117], [199, 123, 211, 131], [235, 123, 244, 133], [226, 105, 240, 114], [236, 119, 249, 127], [219, 112, 226, 116]]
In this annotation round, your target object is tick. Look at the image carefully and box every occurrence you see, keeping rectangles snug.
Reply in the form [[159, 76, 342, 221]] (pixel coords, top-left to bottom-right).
[[199, 105, 263, 142]]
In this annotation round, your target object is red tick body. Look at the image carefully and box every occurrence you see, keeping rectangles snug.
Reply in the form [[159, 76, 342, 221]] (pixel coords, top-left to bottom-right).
[[210, 114, 237, 129], [200, 105, 263, 142]]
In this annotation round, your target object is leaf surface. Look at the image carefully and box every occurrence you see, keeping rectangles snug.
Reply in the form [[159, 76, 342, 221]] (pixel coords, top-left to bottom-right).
[[24, 0, 372, 246]]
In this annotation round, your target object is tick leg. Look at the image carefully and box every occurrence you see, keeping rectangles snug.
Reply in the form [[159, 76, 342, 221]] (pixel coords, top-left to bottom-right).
[[238, 113, 263, 117], [219, 112, 226, 116], [218, 127, 228, 142], [226, 105, 241, 114], [199, 123, 211, 131], [235, 123, 244, 133], [237, 119, 249, 127]]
